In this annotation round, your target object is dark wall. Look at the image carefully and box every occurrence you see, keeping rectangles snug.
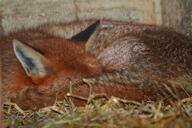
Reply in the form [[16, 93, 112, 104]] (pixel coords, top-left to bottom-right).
[[162, 0, 192, 36], [181, 0, 192, 36]]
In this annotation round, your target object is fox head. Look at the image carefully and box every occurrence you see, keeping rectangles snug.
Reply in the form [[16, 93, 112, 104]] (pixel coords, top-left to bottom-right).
[[13, 39, 102, 85], [0, 20, 103, 110], [12, 20, 101, 86], [1, 36, 103, 110]]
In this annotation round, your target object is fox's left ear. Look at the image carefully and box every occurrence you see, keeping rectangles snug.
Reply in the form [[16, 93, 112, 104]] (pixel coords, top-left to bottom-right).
[[13, 39, 54, 84]]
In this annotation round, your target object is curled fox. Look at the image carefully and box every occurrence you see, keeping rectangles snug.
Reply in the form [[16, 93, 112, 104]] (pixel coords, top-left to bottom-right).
[[1, 20, 192, 110]]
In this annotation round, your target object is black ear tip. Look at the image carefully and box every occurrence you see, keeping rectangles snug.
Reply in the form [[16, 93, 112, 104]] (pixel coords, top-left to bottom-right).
[[96, 20, 100, 24], [93, 20, 100, 26], [71, 20, 101, 42]]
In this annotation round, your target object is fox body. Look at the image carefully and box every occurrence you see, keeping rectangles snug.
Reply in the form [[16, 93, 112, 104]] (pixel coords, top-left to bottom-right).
[[1, 20, 192, 110]]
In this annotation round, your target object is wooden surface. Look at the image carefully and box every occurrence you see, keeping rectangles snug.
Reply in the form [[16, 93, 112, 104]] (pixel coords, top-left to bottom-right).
[[161, 0, 192, 36], [0, 0, 191, 36], [0, 0, 162, 34]]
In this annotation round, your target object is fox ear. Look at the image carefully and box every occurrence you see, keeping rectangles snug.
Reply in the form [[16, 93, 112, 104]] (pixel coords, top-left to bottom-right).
[[13, 39, 53, 82], [85, 23, 101, 52], [71, 20, 100, 42]]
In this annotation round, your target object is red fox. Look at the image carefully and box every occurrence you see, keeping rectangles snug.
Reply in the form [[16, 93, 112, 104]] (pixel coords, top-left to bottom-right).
[[1, 20, 192, 110]]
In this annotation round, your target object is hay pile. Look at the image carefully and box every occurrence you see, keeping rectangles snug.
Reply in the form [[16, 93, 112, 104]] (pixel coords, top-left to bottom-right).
[[3, 94, 192, 128]]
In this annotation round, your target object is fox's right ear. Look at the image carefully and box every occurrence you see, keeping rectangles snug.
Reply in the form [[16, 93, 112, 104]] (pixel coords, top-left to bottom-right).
[[85, 24, 101, 52], [71, 20, 100, 42], [13, 40, 54, 84]]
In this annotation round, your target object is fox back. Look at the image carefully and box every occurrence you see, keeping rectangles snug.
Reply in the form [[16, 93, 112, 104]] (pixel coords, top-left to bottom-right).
[[86, 20, 192, 101]]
